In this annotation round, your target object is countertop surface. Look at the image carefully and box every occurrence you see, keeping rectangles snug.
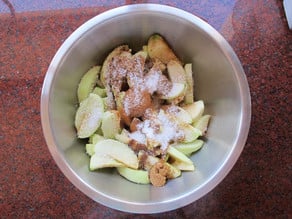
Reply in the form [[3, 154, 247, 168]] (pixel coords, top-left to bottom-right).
[[0, 0, 291, 218]]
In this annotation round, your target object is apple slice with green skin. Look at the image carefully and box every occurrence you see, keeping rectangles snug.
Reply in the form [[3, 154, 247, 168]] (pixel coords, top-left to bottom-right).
[[182, 100, 205, 123], [90, 154, 124, 170], [160, 83, 185, 100], [180, 123, 202, 143], [193, 115, 211, 135], [147, 34, 181, 64], [92, 86, 107, 98], [75, 93, 104, 138], [167, 147, 195, 171], [89, 134, 105, 144], [77, 66, 101, 103], [167, 146, 193, 165], [86, 144, 95, 156], [101, 110, 121, 139], [172, 139, 204, 155], [184, 63, 194, 104], [117, 167, 150, 184], [93, 139, 139, 169]]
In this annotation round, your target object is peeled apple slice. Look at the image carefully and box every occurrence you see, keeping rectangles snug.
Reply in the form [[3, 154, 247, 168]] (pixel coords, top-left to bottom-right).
[[180, 123, 202, 143], [184, 63, 194, 104], [90, 154, 124, 170], [182, 100, 205, 123], [77, 66, 101, 103], [117, 167, 150, 184], [160, 83, 185, 100], [75, 93, 104, 138], [93, 139, 139, 169], [193, 115, 211, 135], [101, 110, 121, 139]]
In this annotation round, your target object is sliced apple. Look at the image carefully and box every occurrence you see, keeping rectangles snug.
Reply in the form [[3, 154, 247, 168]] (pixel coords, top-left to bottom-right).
[[147, 34, 181, 64], [75, 93, 104, 138], [94, 139, 139, 169], [182, 100, 205, 123], [117, 167, 150, 184], [85, 144, 95, 156], [180, 123, 202, 143], [167, 60, 186, 84], [167, 146, 193, 165], [163, 105, 192, 124], [165, 162, 181, 179], [90, 154, 124, 170], [193, 115, 211, 135], [77, 66, 101, 103], [133, 50, 148, 60], [89, 133, 105, 144], [138, 151, 160, 170], [115, 129, 131, 144], [100, 45, 130, 87], [92, 86, 107, 98], [172, 139, 204, 155], [101, 110, 121, 139], [184, 63, 194, 104], [160, 83, 185, 100], [171, 160, 195, 171]]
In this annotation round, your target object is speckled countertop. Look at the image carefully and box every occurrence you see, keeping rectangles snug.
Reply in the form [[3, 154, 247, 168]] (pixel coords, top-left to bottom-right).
[[0, 0, 291, 218]]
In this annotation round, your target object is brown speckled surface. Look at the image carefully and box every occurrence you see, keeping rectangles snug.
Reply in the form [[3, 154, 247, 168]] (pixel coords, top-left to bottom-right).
[[0, 0, 291, 218]]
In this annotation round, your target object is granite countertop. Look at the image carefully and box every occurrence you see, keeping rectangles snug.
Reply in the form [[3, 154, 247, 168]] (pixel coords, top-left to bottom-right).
[[1, 0, 291, 218]]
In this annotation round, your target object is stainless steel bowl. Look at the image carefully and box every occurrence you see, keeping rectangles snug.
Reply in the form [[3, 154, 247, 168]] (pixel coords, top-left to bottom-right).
[[41, 4, 251, 213]]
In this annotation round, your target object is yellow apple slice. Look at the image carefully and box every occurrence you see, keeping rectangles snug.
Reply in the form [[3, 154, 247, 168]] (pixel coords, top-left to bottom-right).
[[182, 100, 205, 123], [117, 167, 150, 184], [147, 34, 180, 64], [77, 66, 101, 103], [172, 139, 204, 155], [101, 110, 121, 139], [180, 123, 202, 143], [90, 154, 124, 170], [77, 66, 101, 102], [133, 50, 148, 60], [89, 133, 105, 144], [92, 86, 107, 98], [192, 115, 211, 135], [115, 129, 131, 144], [100, 45, 130, 87], [166, 60, 187, 104], [163, 105, 192, 124], [165, 163, 181, 179], [94, 139, 139, 169], [184, 63, 194, 104], [170, 160, 195, 171], [85, 144, 95, 156], [167, 146, 193, 165], [75, 93, 104, 138], [160, 83, 185, 100], [167, 60, 186, 84]]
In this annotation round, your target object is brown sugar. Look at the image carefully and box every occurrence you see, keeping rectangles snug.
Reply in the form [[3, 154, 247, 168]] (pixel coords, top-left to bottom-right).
[[123, 88, 152, 118], [149, 160, 171, 187]]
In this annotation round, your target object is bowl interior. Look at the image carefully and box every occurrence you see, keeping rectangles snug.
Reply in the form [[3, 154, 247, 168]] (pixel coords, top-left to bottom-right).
[[42, 4, 250, 213]]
